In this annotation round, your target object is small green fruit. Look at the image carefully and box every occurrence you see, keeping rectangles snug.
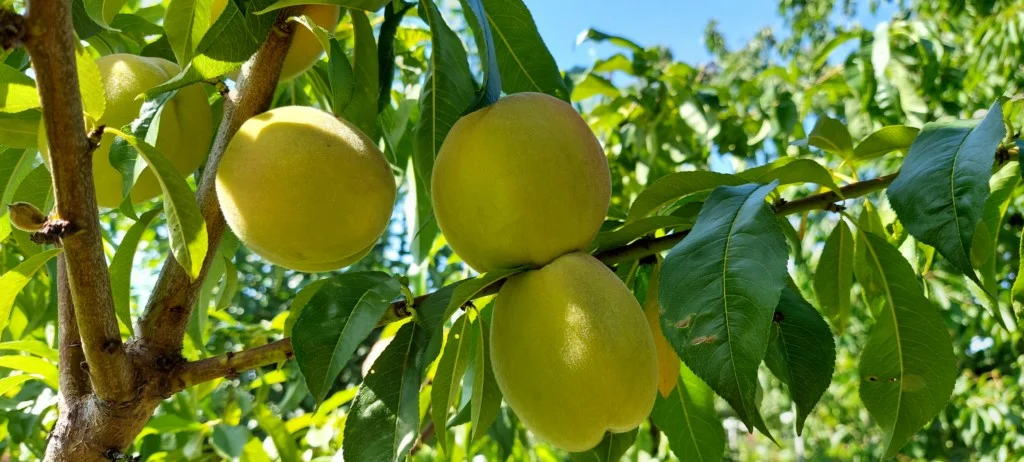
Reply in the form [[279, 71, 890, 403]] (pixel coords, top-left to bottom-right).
[[491, 252, 658, 452]]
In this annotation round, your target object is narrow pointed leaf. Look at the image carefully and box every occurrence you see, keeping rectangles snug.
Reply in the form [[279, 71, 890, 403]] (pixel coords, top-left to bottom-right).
[[0, 248, 62, 333], [764, 285, 835, 434], [343, 321, 426, 462], [292, 272, 402, 404], [802, 116, 853, 158], [444, 266, 525, 322], [257, 0, 389, 14], [164, 0, 214, 65], [480, 0, 569, 100], [107, 129, 208, 280], [658, 182, 788, 435], [858, 232, 957, 459], [471, 316, 502, 441], [972, 166, 1018, 297], [813, 220, 854, 331], [887, 102, 1005, 283], [412, 0, 476, 261], [626, 171, 744, 223], [430, 314, 477, 453], [109, 208, 160, 335], [752, 158, 842, 194], [460, 0, 502, 108], [342, 10, 379, 138], [651, 363, 726, 462], [852, 125, 919, 161]]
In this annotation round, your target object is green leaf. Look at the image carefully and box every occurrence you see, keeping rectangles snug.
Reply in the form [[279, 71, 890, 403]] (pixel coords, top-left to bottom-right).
[[256, 0, 389, 14], [0, 65, 39, 113], [75, 47, 106, 121], [857, 232, 957, 459], [764, 285, 835, 434], [658, 182, 787, 436], [109, 208, 160, 336], [215, 255, 238, 311], [852, 125, 920, 161], [211, 425, 251, 460], [0, 248, 62, 334], [254, 405, 299, 462], [460, 0, 502, 108], [651, 363, 726, 462], [0, 340, 58, 362], [0, 356, 58, 389], [570, 429, 638, 462], [0, 148, 35, 242], [0, 111, 41, 148], [412, 0, 476, 262], [592, 215, 695, 252], [813, 220, 854, 332], [108, 129, 208, 280], [575, 28, 644, 52], [853, 203, 887, 301], [479, 0, 567, 100], [283, 279, 329, 337], [752, 158, 843, 194], [145, 0, 278, 97], [444, 266, 526, 323], [627, 171, 745, 223], [343, 321, 426, 462], [292, 272, 402, 404], [341, 10, 379, 138], [84, 0, 126, 29], [887, 101, 1005, 284], [416, 281, 465, 366], [430, 314, 477, 454], [0, 375, 36, 396], [801, 116, 853, 158], [471, 316, 502, 442], [164, 0, 214, 65], [328, 38, 355, 115]]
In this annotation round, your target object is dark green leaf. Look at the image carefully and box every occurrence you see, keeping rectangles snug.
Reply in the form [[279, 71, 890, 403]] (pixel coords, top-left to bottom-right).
[[813, 220, 854, 332], [857, 232, 957, 459], [852, 125, 919, 161], [256, 0, 389, 14], [342, 10, 379, 138], [328, 38, 355, 116], [109, 208, 160, 336], [412, 0, 475, 262], [108, 90, 178, 202], [292, 272, 402, 404], [430, 314, 477, 453], [764, 285, 835, 434], [887, 102, 1005, 284], [444, 266, 525, 323], [479, 0, 568, 100], [651, 363, 726, 462], [471, 316, 502, 441], [800, 116, 853, 158], [211, 425, 251, 460], [343, 321, 426, 462], [752, 158, 842, 194], [659, 182, 787, 436], [460, 0, 502, 108], [283, 279, 329, 337], [592, 215, 694, 252]]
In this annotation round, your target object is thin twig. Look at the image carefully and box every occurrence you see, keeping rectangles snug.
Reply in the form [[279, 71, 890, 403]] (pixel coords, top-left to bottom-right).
[[56, 257, 90, 398], [23, 0, 133, 403], [167, 339, 294, 394]]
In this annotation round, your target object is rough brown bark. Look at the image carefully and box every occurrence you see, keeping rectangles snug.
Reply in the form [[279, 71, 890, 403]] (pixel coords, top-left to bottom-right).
[[23, 0, 134, 404], [23, 2, 301, 459]]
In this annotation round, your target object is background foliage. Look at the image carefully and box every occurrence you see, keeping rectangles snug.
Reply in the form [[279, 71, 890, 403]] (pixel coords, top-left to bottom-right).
[[1, 0, 1024, 460]]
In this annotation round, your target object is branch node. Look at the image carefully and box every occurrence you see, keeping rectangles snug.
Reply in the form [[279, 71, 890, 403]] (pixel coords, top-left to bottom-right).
[[824, 202, 846, 213], [29, 217, 76, 245], [102, 339, 121, 354], [0, 9, 26, 50], [86, 125, 106, 152]]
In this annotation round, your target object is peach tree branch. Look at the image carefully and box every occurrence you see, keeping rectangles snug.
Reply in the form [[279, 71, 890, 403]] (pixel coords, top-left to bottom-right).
[[22, 0, 133, 403]]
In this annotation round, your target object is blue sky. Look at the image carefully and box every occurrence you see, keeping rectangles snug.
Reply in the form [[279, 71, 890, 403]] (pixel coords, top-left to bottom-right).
[[521, 0, 897, 69]]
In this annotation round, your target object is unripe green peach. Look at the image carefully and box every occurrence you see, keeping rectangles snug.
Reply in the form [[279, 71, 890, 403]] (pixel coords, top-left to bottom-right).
[[40, 54, 213, 208], [491, 252, 658, 452], [431, 92, 611, 273], [212, 0, 340, 81], [215, 106, 395, 272]]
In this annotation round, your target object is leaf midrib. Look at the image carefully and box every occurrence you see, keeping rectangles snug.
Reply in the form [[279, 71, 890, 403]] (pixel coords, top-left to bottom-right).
[[484, 10, 543, 92], [861, 232, 905, 441]]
